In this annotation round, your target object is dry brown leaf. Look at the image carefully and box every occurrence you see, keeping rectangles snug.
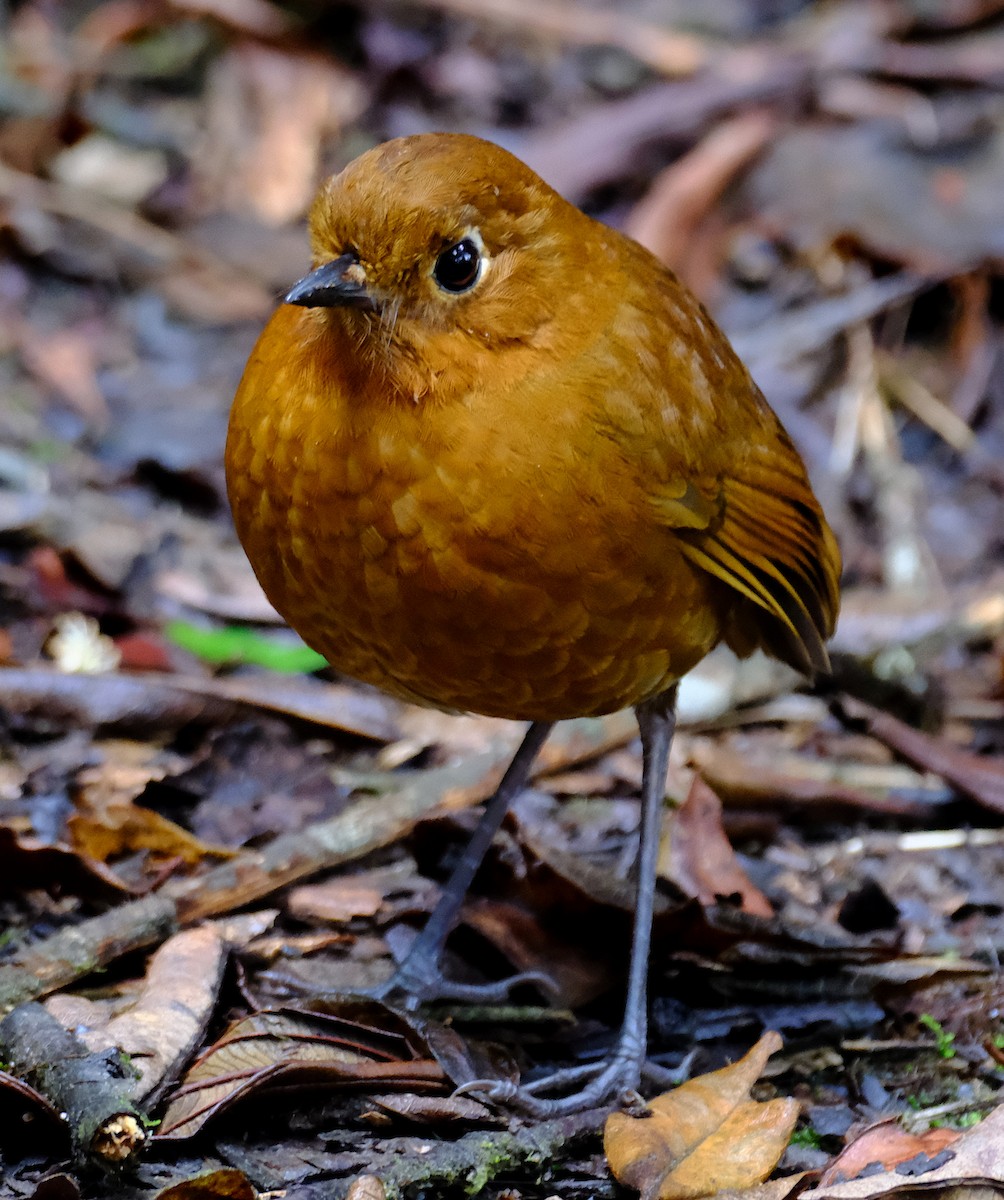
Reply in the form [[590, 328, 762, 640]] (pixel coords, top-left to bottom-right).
[[287, 878, 384, 923], [197, 43, 365, 225], [748, 120, 1004, 273], [365, 1091, 493, 1124], [659, 776, 773, 918], [0, 823, 128, 898], [69, 760, 233, 866], [605, 1031, 798, 1200], [819, 1121, 960, 1187], [345, 1177, 387, 1200], [157, 1008, 444, 1138], [461, 894, 604, 1009], [153, 1168, 255, 1200], [805, 1104, 1004, 1200], [286, 860, 437, 930], [18, 323, 109, 429], [45, 926, 226, 1102]]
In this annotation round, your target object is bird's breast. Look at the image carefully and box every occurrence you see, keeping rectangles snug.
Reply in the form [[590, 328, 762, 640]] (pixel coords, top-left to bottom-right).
[[226, 308, 725, 719]]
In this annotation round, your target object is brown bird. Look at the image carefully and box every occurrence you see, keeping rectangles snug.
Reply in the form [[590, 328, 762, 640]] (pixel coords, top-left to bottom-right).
[[226, 133, 840, 1113]]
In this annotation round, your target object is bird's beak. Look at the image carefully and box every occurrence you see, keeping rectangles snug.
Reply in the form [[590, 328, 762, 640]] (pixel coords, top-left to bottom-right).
[[284, 252, 375, 309]]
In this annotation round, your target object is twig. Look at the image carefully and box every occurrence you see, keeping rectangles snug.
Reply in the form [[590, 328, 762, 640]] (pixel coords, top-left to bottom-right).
[[0, 1003, 148, 1167], [730, 274, 929, 373], [833, 321, 938, 595], [0, 895, 178, 1015], [838, 695, 1004, 814], [878, 353, 975, 453], [627, 109, 776, 271], [519, 52, 810, 198], [0, 666, 400, 741]]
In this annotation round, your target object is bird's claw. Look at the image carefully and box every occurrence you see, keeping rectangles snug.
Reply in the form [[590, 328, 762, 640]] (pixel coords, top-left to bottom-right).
[[455, 1048, 698, 1116], [370, 966, 557, 1009], [453, 1052, 645, 1117], [453, 1077, 520, 1105]]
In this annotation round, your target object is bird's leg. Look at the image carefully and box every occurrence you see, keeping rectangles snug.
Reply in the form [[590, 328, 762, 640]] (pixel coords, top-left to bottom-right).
[[373, 720, 555, 1007], [458, 686, 677, 1114]]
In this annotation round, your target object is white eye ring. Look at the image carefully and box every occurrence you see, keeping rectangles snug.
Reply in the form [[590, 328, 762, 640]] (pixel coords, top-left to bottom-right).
[[432, 228, 490, 294]]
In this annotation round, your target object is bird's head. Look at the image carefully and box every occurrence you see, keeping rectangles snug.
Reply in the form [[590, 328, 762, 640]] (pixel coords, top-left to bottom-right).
[[285, 134, 607, 398]]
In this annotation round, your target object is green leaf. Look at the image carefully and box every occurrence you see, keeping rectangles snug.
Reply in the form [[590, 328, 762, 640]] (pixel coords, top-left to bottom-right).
[[919, 1013, 956, 1059], [165, 620, 327, 673]]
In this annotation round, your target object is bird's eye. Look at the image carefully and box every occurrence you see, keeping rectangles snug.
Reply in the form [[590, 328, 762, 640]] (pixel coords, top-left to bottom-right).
[[433, 238, 481, 293]]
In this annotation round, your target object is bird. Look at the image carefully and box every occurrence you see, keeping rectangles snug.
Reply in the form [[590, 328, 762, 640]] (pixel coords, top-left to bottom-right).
[[225, 132, 840, 1114]]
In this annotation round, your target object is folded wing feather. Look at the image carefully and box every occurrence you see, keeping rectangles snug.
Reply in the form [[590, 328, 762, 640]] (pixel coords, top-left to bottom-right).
[[653, 446, 841, 677]]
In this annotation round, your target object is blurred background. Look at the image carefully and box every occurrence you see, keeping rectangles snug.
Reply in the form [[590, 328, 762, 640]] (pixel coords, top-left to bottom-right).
[[1, 0, 1003, 698], [1, 3, 1004, 1191]]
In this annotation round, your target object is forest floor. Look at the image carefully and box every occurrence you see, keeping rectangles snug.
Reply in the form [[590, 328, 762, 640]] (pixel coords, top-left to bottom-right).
[[1, 1, 1003, 1197]]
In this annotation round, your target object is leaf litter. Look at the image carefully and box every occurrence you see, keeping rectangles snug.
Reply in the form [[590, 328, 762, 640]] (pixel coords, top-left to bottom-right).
[[1, 0, 1004, 1197], [605, 1032, 799, 1200]]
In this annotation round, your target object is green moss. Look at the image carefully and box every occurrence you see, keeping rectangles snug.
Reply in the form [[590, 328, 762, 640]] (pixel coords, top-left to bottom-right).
[[919, 1014, 956, 1059], [790, 1125, 823, 1150]]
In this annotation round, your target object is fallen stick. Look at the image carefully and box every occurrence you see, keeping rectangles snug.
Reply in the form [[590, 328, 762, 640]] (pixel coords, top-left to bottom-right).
[[0, 1002, 148, 1167]]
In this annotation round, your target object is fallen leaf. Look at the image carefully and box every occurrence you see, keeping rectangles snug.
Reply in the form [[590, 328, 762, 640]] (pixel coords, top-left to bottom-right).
[[805, 1104, 1004, 1200], [157, 1006, 445, 1138], [747, 120, 1004, 272], [0, 824, 128, 898], [287, 861, 435, 926], [364, 1092, 494, 1124], [27, 1171, 80, 1200], [197, 43, 366, 225], [153, 1168, 255, 1199], [460, 894, 604, 1008], [819, 1121, 961, 1187], [45, 926, 226, 1102], [18, 323, 109, 429], [345, 1177, 387, 1200], [605, 1031, 798, 1200], [112, 631, 175, 673], [659, 776, 773, 918], [69, 752, 233, 867]]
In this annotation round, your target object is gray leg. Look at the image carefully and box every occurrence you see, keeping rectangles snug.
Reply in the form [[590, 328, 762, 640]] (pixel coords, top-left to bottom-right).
[[459, 687, 678, 1113], [374, 720, 555, 1006]]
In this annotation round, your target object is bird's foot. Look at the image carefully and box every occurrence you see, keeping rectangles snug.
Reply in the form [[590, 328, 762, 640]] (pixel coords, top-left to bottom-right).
[[455, 1045, 697, 1117], [457, 1052, 641, 1117], [369, 950, 554, 1010], [456, 1039, 643, 1117]]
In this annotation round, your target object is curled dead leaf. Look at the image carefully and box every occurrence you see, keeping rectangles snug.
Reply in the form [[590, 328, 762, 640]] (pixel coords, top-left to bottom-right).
[[805, 1104, 1004, 1200], [659, 775, 773, 917], [819, 1120, 961, 1187], [153, 1168, 255, 1199], [605, 1031, 798, 1200]]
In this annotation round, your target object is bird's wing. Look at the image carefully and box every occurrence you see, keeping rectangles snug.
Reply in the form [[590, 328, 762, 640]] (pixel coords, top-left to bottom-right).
[[651, 433, 841, 677]]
